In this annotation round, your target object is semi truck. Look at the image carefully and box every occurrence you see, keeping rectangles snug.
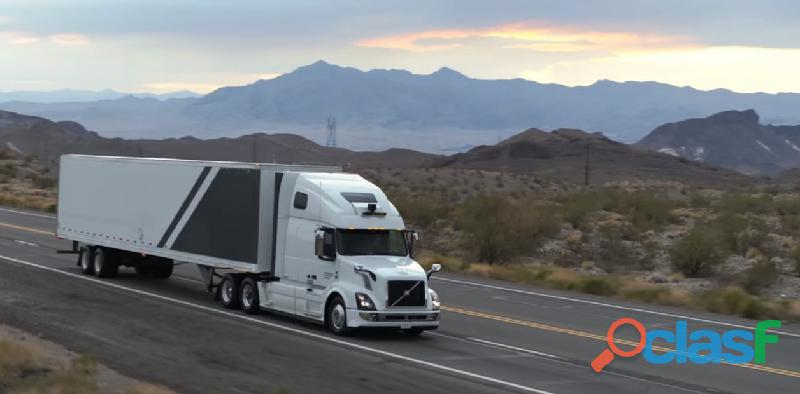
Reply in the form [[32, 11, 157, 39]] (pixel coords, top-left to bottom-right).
[[56, 155, 441, 335]]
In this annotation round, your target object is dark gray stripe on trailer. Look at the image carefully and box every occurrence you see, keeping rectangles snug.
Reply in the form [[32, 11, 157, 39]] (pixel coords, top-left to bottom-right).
[[157, 166, 211, 248], [171, 168, 261, 263], [270, 172, 283, 274]]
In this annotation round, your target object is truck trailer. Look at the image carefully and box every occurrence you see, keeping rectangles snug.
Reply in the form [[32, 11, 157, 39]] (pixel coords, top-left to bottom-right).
[[56, 155, 441, 335]]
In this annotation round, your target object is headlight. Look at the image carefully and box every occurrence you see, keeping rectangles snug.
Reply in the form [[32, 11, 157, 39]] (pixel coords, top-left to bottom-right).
[[429, 289, 440, 310], [355, 292, 376, 311]]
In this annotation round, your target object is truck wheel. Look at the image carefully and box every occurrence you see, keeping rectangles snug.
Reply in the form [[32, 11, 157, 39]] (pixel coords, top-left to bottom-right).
[[152, 258, 174, 279], [93, 248, 119, 278], [219, 274, 241, 309], [326, 296, 351, 336], [79, 246, 94, 275], [240, 277, 260, 315]]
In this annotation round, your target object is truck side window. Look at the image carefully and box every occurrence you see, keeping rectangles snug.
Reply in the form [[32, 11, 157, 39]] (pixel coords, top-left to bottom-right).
[[293, 192, 308, 209]]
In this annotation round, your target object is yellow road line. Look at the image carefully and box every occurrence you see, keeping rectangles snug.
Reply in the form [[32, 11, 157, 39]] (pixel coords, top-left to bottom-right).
[[0, 221, 52, 236], [441, 305, 800, 379]]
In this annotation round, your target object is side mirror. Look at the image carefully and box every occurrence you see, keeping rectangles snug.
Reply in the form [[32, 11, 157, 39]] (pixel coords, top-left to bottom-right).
[[427, 263, 442, 279], [315, 228, 336, 261], [406, 230, 419, 258]]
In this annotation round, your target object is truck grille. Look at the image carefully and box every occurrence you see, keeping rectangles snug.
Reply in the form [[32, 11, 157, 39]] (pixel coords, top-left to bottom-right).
[[387, 280, 426, 307]]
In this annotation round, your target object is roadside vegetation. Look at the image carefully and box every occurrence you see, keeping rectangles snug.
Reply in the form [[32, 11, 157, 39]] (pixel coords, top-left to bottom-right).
[[0, 325, 173, 394], [362, 167, 800, 322], [2, 162, 800, 322], [0, 150, 57, 212]]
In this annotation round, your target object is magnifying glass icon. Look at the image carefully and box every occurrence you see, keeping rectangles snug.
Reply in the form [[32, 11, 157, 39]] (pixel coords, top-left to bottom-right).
[[591, 317, 647, 373]]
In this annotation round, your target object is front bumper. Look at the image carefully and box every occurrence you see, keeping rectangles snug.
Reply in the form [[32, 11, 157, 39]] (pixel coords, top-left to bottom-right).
[[346, 308, 440, 329]]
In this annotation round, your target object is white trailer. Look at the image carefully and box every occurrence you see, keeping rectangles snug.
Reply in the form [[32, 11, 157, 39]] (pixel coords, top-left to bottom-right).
[[57, 155, 441, 335]]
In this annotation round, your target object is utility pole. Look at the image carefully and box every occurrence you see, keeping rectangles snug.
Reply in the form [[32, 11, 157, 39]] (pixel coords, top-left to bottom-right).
[[326, 117, 337, 148], [252, 134, 257, 163], [584, 138, 590, 186]]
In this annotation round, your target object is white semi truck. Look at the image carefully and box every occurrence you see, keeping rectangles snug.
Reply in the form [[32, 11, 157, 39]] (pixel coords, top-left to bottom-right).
[[56, 155, 441, 335]]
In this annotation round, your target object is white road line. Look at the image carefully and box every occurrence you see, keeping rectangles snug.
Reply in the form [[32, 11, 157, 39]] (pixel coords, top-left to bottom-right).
[[0, 254, 553, 394], [0, 207, 56, 219], [13, 240, 38, 247], [467, 337, 562, 359], [3, 205, 792, 338], [434, 277, 800, 338]]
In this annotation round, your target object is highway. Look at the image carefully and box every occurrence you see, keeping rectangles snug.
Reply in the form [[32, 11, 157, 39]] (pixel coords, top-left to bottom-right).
[[0, 205, 798, 394]]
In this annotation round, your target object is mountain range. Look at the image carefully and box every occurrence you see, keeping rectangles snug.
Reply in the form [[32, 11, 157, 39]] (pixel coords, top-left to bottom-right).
[[0, 89, 200, 103], [2, 61, 799, 153], [0, 109, 749, 186], [637, 110, 800, 175]]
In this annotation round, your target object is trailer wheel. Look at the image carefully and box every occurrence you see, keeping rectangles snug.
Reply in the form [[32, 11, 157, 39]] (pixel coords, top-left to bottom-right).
[[93, 248, 119, 278], [240, 277, 260, 315], [326, 296, 351, 336], [79, 246, 94, 275], [151, 258, 174, 279], [219, 274, 241, 309]]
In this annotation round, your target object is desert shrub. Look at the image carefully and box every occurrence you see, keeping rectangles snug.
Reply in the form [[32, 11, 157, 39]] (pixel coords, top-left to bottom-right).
[[703, 287, 782, 320], [707, 213, 766, 256], [560, 192, 597, 229], [578, 277, 618, 296], [688, 191, 713, 208], [594, 224, 638, 272], [27, 173, 57, 189], [619, 191, 677, 230], [456, 194, 559, 264], [739, 259, 779, 295], [780, 214, 800, 234], [670, 226, 724, 277], [389, 191, 450, 229], [0, 163, 16, 177], [718, 193, 774, 215], [792, 246, 800, 277]]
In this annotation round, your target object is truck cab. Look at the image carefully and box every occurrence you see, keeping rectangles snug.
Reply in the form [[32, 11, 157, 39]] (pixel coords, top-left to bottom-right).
[[261, 172, 440, 335]]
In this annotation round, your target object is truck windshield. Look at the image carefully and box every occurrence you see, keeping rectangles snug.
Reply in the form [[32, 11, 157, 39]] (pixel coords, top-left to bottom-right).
[[336, 229, 407, 256]]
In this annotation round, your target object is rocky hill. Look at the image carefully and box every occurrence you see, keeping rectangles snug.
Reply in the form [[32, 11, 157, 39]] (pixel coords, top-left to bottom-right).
[[435, 128, 749, 186], [0, 110, 435, 170], [637, 110, 800, 175]]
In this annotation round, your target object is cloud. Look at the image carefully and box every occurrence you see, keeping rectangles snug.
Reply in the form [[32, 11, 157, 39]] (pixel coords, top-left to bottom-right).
[[520, 46, 800, 94], [0, 31, 40, 45], [142, 73, 281, 94], [49, 33, 89, 45], [356, 22, 695, 53]]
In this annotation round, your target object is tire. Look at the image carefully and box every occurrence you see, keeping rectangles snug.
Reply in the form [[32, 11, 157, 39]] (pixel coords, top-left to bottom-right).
[[240, 277, 260, 315], [326, 296, 351, 336], [79, 246, 94, 275], [134, 264, 152, 277], [402, 327, 425, 337], [151, 258, 174, 279], [93, 248, 119, 278], [219, 274, 242, 309]]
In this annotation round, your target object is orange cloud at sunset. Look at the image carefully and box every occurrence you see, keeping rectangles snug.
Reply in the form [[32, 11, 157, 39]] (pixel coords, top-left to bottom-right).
[[356, 22, 696, 53]]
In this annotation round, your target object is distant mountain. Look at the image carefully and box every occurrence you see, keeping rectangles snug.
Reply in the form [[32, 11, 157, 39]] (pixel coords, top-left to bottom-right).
[[436, 128, 749, 186], [0, 89, 200, 103], [0, 110, 434, 169], [2, 61, 800, 152], [637, 110, 800, 174]]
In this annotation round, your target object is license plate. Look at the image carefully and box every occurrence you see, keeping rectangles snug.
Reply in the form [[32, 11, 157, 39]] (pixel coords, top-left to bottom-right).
[[401, 322, 412, 329]]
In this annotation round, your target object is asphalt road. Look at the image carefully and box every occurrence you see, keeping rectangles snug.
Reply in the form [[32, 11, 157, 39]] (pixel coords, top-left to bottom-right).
[[0, 205, 799, 394]]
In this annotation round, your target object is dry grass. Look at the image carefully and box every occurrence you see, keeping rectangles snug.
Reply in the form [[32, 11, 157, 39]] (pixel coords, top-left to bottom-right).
[[0, 325, 175, 394], [419, 250, 800, 322]]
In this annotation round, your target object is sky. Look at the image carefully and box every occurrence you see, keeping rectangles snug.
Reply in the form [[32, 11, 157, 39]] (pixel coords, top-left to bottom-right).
[[1, 0, 799, 94]]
